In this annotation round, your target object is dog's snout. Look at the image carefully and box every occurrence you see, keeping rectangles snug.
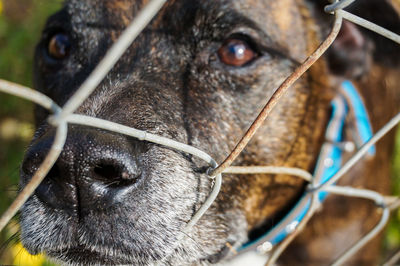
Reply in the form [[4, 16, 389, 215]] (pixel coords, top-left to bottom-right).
[[21, 127, 143, 212]]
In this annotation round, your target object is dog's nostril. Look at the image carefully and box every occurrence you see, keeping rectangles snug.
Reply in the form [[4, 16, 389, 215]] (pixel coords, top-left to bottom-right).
[[94, 163, 121, 181], [47, 164, 61, 179], [34, 163, 78, 214], [93, 160, 140, 185]]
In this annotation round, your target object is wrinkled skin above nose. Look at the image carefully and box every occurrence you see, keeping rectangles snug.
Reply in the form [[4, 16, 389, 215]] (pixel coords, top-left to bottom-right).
[[21, 126, 144, 215]]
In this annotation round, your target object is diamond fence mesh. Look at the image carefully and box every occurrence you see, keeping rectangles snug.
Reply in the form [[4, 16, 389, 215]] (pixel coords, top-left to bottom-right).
[[0, 0, 400, 265]]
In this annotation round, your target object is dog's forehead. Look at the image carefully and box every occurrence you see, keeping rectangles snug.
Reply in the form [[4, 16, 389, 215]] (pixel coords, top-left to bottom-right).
[[65, 0, 145, 28], [64, 0, 307, 58], [65, 0, 296, 26]]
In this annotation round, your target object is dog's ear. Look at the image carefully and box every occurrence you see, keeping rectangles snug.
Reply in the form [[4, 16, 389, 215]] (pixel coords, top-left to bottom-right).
[[326, 19, 373, 79], [315, 0, 400, 79]]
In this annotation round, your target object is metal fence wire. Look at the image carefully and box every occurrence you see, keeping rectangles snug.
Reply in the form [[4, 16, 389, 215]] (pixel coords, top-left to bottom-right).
[[0, 0, 400, 265]]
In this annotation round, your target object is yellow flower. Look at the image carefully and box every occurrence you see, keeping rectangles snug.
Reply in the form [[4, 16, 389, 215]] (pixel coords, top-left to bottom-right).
[[12, 242, 45, 266], [0, 1, 3, 15]]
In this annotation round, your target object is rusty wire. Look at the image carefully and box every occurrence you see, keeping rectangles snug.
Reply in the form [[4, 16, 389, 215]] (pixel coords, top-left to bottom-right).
[[209, 1, 345, 178], [0, 0, 399, 265], [209, 12, 343, 177]]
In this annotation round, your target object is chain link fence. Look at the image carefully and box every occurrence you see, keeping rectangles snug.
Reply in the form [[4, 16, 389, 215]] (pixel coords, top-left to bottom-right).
[[0, 0, 400, 265]]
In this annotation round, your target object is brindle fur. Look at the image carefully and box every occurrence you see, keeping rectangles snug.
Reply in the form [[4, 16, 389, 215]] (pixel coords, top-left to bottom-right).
[[19, 0, 400, 265]]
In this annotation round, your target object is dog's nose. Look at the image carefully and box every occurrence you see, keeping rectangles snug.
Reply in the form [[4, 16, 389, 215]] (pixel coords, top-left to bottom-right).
[[21, 127, 142, 213]]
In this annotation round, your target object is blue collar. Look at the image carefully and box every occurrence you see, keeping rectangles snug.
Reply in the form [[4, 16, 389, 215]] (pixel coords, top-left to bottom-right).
[[236, 81, 375, 255]]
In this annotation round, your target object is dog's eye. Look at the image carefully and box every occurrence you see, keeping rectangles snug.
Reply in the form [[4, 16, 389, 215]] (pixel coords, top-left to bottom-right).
[[218, 38, 257, 67], [47, 33, 71, 60]]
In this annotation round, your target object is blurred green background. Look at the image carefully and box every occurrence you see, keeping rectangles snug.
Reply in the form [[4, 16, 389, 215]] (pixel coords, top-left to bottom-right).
[[0, 0, 398, 265]]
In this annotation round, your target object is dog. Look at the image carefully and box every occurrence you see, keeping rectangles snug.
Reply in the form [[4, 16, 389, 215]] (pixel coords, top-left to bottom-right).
[[19, 0, 400, 265]]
